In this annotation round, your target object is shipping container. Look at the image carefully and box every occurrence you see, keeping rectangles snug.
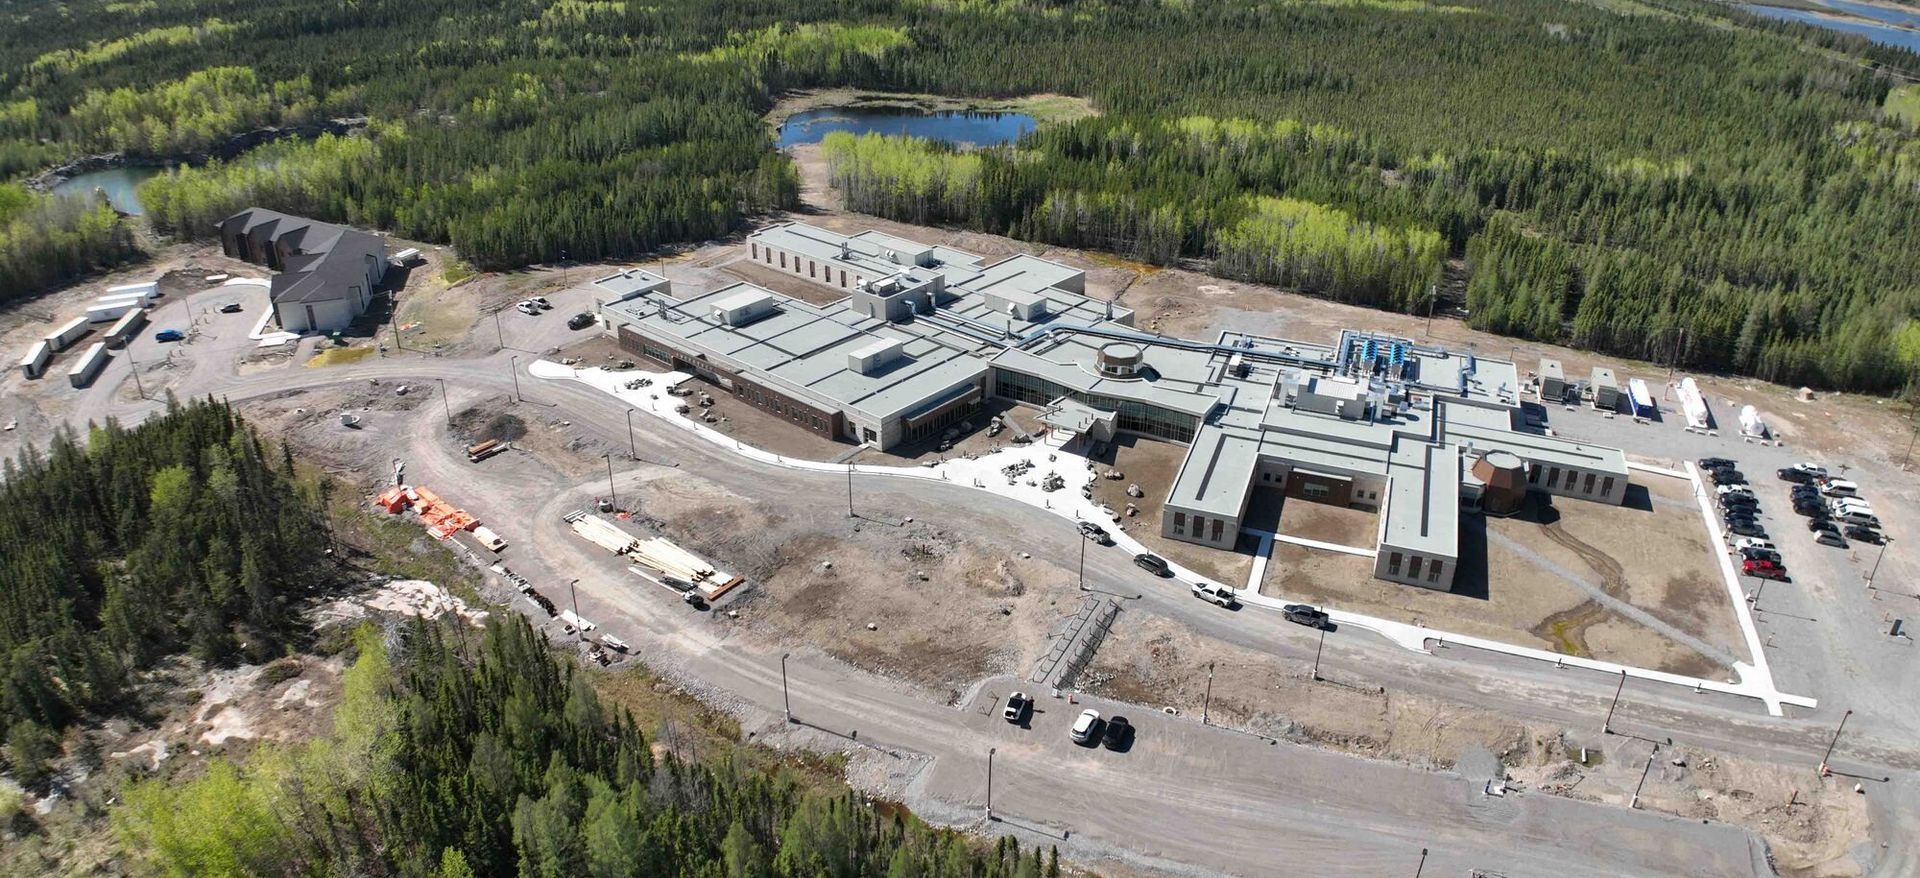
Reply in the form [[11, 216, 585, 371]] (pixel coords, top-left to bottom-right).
[[105, 280, 158, 300], [18, 340, 50, 379], [94, 292, 151, 309], [104, 307, 148, 348], [85, 301, 139, 323], [1626, 378, 1656, 418], [44, 317, 90, 351], [66, 342, 108, 388]]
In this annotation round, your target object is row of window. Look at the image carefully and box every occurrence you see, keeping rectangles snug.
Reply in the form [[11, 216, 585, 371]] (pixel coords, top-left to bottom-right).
[[993, 371, 1198, 442], [739, 383, 831, 433], [750, 242, 857, 289], [1170, 511, 1227, 544], [1529, 464, 1614, 499], [1385, 551, 1445, 583]]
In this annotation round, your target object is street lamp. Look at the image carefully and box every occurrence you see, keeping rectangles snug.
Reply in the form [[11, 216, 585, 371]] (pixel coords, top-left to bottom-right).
[[625, 409, 639, 459], [1867, 538, 1892, 587], [1414, 848, 1428, 877], [781, 652, 793, 723], [846, 463, 856, 518], [986, 747, 996, 817], [1630, 743, 1659, 809], [1819, 708, 1853, 777], [1078, 532, 1088, 591], [124, 350, 147, 399], [437, 378, 453, 428], [492, 307, 505, 348], [567, 578, 584, 643], [1603, 669, 1628, 734], [1202, 661, 1215, 725], [603, 452, 617, 512], [508, 355, 522, 402], [1311, 627, 1328, 682]]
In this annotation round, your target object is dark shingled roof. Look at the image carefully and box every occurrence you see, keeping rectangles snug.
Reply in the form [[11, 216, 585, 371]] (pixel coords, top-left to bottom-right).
[[219, 208, 385, 306]]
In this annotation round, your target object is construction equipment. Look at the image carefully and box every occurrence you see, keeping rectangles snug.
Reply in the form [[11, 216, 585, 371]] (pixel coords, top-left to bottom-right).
[[466, 439, 509, 462]]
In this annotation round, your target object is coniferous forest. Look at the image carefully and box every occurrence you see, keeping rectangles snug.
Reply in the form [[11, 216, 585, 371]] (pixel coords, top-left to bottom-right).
[[112, 616, 1061, 878], [4, 0, 1920, 392]]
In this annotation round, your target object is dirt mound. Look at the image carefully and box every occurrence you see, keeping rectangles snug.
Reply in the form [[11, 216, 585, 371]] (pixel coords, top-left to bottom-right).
[[452, 405, 527, 443]]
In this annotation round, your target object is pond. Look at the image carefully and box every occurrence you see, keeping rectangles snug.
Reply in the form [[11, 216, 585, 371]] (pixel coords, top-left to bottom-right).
[[1739, 2, 1920, 52], [51, 166, 164, 215], [777, 106, 1037, 149]]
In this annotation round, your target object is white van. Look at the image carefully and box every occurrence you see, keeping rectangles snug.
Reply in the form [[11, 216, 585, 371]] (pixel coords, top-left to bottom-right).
[[1834, 506, 1881, 526], [1830, 497, 1874, 517], [1819, 479, 1860, 499], [1191, 581, 1237, 608]]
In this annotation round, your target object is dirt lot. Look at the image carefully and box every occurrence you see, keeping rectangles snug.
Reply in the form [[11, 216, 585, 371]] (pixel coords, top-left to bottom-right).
[[616, 470, 1088, 702], [1276, 498, 1380, 548], [1080, 613, 1865, 876], [1089, 435, 1256, 586]]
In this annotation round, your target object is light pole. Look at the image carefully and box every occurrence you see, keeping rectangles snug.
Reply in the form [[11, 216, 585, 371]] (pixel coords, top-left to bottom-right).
[[1819, 708, 1853, 777], [1603, 669, 1627, 734], [986, 747, 996, 817], [1424, 285, 1436, 336], [625, 409, 638, 459], [1867, 538, 1892, 587], [603, 452, 617, 512], [124, 350, 147, 399], [846, 463, 855, 518], [567, 578, 584, 643], [437, 378, 453, 428], [492, 308, 505, 348], [561, 249, 569, 287], [781, 652, 793, 723], [509, 355, 522, 402], [1202, 661, 1215, 725], [1630, 743, 1659, 809], [1414, 847, 1428, 877], [1078, 533, 1088, 591], [1311, 627, 1327, 682]]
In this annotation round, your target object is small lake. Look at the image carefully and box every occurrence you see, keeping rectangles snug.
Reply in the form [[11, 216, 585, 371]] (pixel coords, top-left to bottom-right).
[[1740, 2, 1920, 52], [777, 107, 1037, 149], [51, 166, 164, 215]]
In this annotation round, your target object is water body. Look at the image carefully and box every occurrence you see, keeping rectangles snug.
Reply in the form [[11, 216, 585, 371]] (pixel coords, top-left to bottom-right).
[[777, 106, 1037, 149], [1740, 2, 1920, 52], [51, 166, 164, 215], [1804, 0, 1920, 28]]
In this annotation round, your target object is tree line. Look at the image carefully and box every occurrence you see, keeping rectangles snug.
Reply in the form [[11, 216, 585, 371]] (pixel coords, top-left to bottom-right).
[[115, 616, 1063, 878], [0, 399, 334, 786]]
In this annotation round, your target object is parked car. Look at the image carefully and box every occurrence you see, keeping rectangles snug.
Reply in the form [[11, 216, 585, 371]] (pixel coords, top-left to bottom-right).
[[1731, 537, 1775, 552], [217, 301, 243, 314], [1078, 521, 1113, 545], [1071, 709, 1103, 744], [1717, 483, 1755, 496], [1777, 467, 1812, 483], [1819, 479, 1860, 499], [1743, 558, 1788, 579], [1003, 692, 1032, 724], [1720, 496, 1758, 512], [515, 300, 541, 316], [1787, 462, 1829, 479], [568, 312, 597, 330], [1101, 715, 1133, 750], [1740, 547, 1782, 565], [1710, 469, 1747, 486], [529, 296, 553, 310], [1845, 525, 1885, 545], [1726, 519, 1766, 537], [1191, 581, 1237, 608], [1814, 530, 1849, 549], [153, 328, 185, 342], [1793, 501, 1828, 518], [1133, 553, 1171, 577], [1698, 457, 1737, 471], [1809, 519, 1843, 536], [1283, 604, 1331, 629]]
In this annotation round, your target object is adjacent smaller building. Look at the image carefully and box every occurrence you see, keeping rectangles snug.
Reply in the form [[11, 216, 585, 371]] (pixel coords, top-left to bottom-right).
[[218, 208, 387, 333]]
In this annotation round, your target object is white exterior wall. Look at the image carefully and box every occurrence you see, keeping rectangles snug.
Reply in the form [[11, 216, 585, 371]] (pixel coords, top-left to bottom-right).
[[1373, 543, 1455, 590], [1527, 461, 1626, 506], [278, 298, 358, 333]]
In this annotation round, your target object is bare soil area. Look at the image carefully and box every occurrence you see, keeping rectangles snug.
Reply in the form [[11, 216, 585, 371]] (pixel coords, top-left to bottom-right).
[[1082, 614, 1865, 876], [1089, 435, 1257, 586], [1277, 499, 1380, 548]]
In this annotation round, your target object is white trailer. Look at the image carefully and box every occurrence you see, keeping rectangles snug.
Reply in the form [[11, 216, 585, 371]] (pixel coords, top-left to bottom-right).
[[94, 292, 151, 309], [105, 280, 158, 301], [18, 340, 50, 379], [104, 307, 148, 348], [85, 300, 140, 323], [44, 317, 90, 351], [66, 341, 108, 388], [1679, 377, 1713, 430]]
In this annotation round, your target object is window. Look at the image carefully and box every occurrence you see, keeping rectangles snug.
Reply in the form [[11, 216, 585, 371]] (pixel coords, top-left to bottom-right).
[[751, 243, 759, 259], [1427, 558, 1442, 582], [1408, 556, 1423, 579], [1387, 552, 1402, 576], [779, 253, 786, 268], [1173, 512, 1186, 534], [1529, 465, 1541, 483], [1546, 468, 1560, 489], [1583, 472, 1596, 494], [809, 261, 816, 278], [1303, 484, 1329, 499], [1192, 516, 1206, 538], [1601, 476, 1615, 496], [840, 269, 848, 287], [1211, 519, 1224, 542]]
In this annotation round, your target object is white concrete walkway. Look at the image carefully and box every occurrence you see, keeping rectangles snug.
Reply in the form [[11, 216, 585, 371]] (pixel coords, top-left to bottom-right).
[[535, 361, 1817, 717]]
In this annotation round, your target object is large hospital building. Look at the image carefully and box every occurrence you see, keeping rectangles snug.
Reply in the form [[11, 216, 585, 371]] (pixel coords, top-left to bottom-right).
[[596, 221, 1629, 591]]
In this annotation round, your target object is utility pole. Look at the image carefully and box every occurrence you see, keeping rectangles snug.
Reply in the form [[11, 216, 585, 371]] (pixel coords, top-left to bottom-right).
[[846, 463, 855, 518], [1311, 627, 1327, 682], [1202, 661, 1215, 725], [1867, 538, 1892, 587], [1603, 669, 1627, 734], [1414, 848, 1428, 878], [561, 249, 569, 287], [125, 350, 147, 399], [509, 355, 522, 402], [1424, 285, 1437, 337], [986, 747, 996, 817], [437, 378, 452, 428], [567, 579, 584, 643], [1078, 534, 1088, 591], [603, 452, 617, 512], [625, 409, 639, 459], [493, 308, 505, 348], [1819, 709, 1853, 777], [781, 652, 793, 723]]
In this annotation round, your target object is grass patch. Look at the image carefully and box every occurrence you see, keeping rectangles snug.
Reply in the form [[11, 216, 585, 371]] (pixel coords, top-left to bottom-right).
[[1080, 249, 1165, 277], [305, 346, 374, 368], [589, 662, 849, 790], [1887, 84, 1920, 129], [441, 261, 476, 284]]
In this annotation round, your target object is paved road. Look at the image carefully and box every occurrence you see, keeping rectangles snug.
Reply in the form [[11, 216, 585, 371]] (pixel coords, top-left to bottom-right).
[[49, 284, 1920, 876]]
